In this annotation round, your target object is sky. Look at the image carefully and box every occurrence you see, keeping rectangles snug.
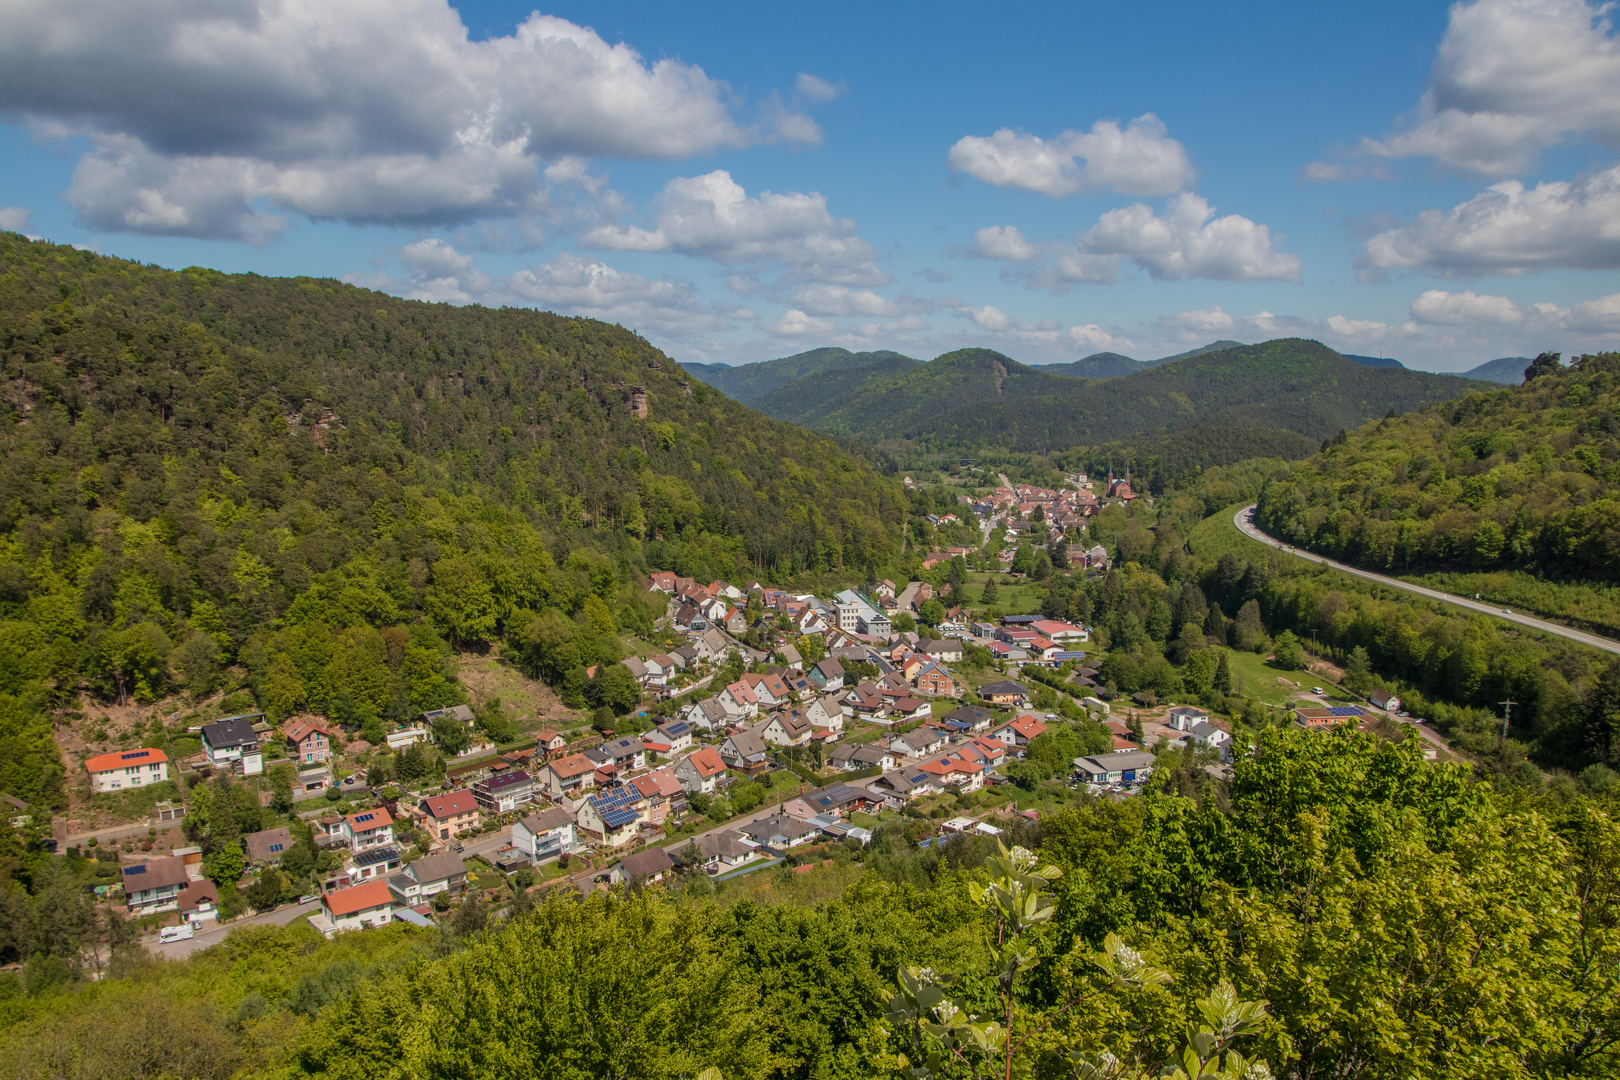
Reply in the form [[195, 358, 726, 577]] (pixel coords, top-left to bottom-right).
[[2, 1, 1620, 372]]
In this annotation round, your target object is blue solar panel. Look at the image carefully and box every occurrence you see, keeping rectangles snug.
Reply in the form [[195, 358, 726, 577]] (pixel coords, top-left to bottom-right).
[[354, 813, 374, 823], [269, 843, 284, 853], [1328, 707, 1365, 716], [600, 806, 640, 828], [126, 864, 146, 875]]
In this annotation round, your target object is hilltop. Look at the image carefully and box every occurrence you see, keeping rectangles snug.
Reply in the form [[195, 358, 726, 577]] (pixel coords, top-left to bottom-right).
[[680, 346, 915, 403], [1463, 355, 1535, 384], [1257, 351, 1620, 585], [742, 338, 1482, 454]]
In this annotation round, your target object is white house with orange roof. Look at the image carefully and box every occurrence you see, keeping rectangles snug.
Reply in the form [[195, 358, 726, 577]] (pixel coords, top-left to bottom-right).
[[314, 879, 396, 937], [343, 807, 394, 851], [84, 748, 168, 793], [674, 747, 728, 795]]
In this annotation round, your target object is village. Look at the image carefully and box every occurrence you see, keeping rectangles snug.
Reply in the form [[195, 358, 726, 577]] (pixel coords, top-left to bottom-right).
[[75, 472, 1390, 952]]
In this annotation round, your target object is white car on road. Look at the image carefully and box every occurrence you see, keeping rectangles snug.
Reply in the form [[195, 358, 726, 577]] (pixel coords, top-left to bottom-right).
[[159, 924, 195, 943]]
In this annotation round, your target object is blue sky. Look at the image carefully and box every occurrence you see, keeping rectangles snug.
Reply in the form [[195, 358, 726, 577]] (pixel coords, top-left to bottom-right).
[[3, 0, 1619, 371]]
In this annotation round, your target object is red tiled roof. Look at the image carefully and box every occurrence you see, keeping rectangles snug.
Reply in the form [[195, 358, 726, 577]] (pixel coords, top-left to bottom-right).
[[84, 747, 169, 773], [423, 789, 479, 819], [684, 747, 727, 777], [323, 879, 394, 917]]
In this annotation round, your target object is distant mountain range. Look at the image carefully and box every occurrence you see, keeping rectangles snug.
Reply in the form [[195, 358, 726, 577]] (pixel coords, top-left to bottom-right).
[[684, 338, 1487, 454], [1459, 356, 1533, 384], [681, 348, 913, 403]]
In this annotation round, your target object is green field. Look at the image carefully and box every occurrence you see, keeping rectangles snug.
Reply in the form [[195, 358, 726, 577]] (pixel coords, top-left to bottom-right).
[[959, 572, 1044, 617], [1187, 501, 1258, 561]]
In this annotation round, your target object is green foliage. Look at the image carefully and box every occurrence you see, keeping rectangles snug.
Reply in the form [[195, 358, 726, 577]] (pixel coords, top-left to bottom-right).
[[1257, 352, 1620, 584], [751, 340, 1479, 454]]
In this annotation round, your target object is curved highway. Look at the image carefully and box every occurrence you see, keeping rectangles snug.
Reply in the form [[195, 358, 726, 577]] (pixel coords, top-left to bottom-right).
[[1233, 505, 1620, 656]]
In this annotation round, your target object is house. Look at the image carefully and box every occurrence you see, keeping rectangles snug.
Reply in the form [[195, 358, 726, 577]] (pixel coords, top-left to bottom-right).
[[512, 806, 579, 863], [649, 571, 678, 593], [797, 783, 873, 818], [539, 753, 598, 800], [683, 698, 730, 734], [1029, 619, 1088, 643], [918, 753, 987, 792], [990, 714, 1047, 751], [1292, 707, 1362, 730], [84, 748, 169, 793], [778, 643, 803, 669], [387, 852, 468, 905], [674, 746, 728, 794], [629, 768, 687, 826], [535, 730, 568, 758], [829, 742, 895, 772], [740, 815, 820, 849], [912, 662, 957, 698], [1369, 688, 1402, 713], [979, 681, 1030, 706], [642, 721, 693, 757], [421, 789, 483, 840], [386, 726, 431, 751], [741, 671, 792, 707], [120, 856, 192, 911], [577, 787, 644, 848], [422, 704, 476, 730], [718, 729, 771, 774], [840, 683, 887, 719], [200, 715, 263, 775], [870, 767, 941, 808], [472, 770, 535, 813], [680, 829, 755, 874], [805, 693, 846, 732], [758, 710, 812, 747], [1165, 706, 1209, 732], [920, 638, 964, 663], [1073, 751, 1157, 786], [939, 705, 996, 732], [596, 736, 647, 773], [283, 719, 334, 764], [343, 842, 405, 886], [693, 628, 731, 661], [670, 645, 698, 669], [245, 826, 293, 866], [808, 658, 846, 689], [1189, 721, 1232, 755], [622, 657, 651, 686], [611, 846, 676, 886], [344, 807, 395, 851], [315, 879, 396, 937], [718, 680, 760, 720], [890, 727, 946, 758]]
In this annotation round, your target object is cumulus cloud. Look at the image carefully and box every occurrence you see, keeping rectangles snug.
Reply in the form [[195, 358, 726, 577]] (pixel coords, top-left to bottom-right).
[[1410, 288, 1524, 323], [762, 308, 835, 337], [968, 225, 1041, 261], [948, 114, 1193, 198], [583, 170, 887, 284], [1080, 194, 1302, 282], [0, 206, 33, 231], [788, 285, 897, 317], [966, 305, 1013, 331], [796, 73, 847, 102], [353, 240, 741, 337], [1344, 0, 1620, 176], [0, 1, 817, 239], [1357, 164, 1620, 277]]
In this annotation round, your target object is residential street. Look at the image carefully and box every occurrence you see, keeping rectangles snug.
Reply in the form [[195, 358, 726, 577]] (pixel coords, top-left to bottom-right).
[[1235, 505, 1620, 656], [144, 896, 322, 960]]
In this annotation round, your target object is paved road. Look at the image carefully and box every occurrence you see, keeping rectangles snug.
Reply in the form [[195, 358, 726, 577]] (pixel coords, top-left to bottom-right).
[[144, 896, 322, 959], [1234, 505, 1620, 656]]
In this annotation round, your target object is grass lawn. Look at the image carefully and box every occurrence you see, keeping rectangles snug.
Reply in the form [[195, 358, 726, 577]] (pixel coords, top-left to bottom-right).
[[1220, 649, 1307, 707], [1188, 502, 1261, 561], [960, 572, 1044, 616]]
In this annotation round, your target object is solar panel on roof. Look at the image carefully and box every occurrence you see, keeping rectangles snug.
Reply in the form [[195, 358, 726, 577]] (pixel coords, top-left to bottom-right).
[[126, 865, 146, 874], [269, 843, 284, 852], [1329, 707, 1365, 716], [354, 813, 374, 822], [120, 750, 150, 760], [599, 806, 640, 828]]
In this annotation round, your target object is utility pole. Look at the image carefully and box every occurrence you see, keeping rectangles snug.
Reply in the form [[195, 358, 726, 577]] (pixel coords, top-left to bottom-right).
[[1499, 698, 1517, 746]]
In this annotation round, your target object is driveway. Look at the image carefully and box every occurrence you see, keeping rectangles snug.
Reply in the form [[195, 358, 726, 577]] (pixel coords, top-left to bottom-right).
[[1235, 506, 1620, 656], [143, 897, 322, 959]]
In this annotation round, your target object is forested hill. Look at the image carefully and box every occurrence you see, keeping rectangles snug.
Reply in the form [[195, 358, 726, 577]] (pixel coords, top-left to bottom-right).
[[680, 346, 914, 403], [1256, 352, 1620, 583], [747, 338, 1482, 453], [0, 235, 904, 803]]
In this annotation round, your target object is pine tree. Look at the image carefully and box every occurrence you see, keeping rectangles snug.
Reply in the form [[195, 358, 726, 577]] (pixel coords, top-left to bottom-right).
[[1214, 649, 1232, 694], [981, 578, 999, 604], [1345, 645, 1373, 695]]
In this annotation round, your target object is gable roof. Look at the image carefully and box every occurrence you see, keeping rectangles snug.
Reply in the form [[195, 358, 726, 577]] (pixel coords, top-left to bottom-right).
[[200, 716, 260, 748], [682, 746, 727, 777], [407, 852, 467, 884], [547, 753, 596, 779], [423, 789, 480, 819], [121, 856, 189, 890], [690, 829, 753, 860], [323, 879, 394, 916], [283, 719, 332, 742], [84, 747, 169, 773], [630, 769, 683, 799], [346, 807, 394, 831], [519, 806, 575, 833]]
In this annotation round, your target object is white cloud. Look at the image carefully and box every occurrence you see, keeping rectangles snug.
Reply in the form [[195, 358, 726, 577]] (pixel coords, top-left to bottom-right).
[[0, 206, 33, 231], [1066, 324, 1125, 351], [796, 73, 846, 102], [966, 305, 1013, 331], [762, 309, 834, 337], [0, 1, 816, 239], [1410, 288, 1524, 323], [1300, 161, 1395, 183], [1349, 0, 1620, 176], [584, 170, 886, 284], [1358, 165, 1620, 277], [948, 114, 1193, 198], [968, 225, 1041, 261], [788, 285, 896, 316], [1160, 306, 1239, 334], [1082, 194, 1302, 282]]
